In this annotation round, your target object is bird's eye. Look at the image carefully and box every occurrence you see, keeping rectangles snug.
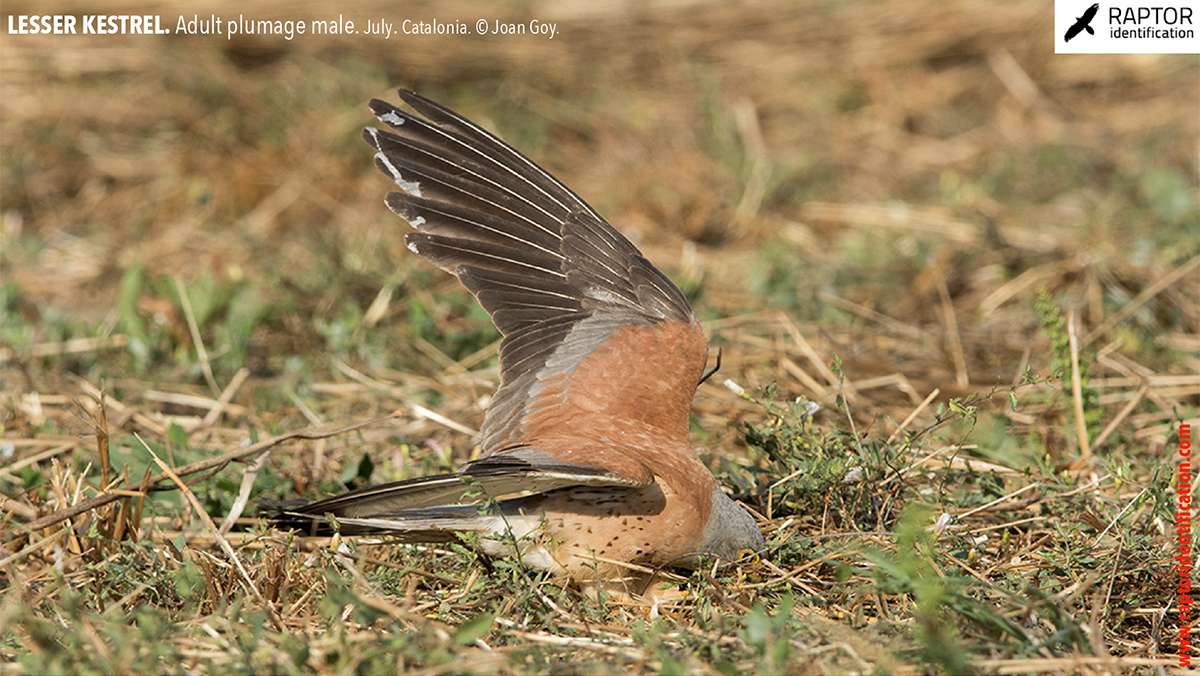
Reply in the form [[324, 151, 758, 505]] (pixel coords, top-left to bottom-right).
[[736, 547, 760, 564]]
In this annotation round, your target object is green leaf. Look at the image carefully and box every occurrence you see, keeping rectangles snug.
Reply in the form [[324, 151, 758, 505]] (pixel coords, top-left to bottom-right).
[[452, 612, 493, 645], [659, 656, 686, 676], [743, 604, 769, 648], [117, 265, 147, 337], [339, 452, 375, 484], [167, 423, 188, 448]]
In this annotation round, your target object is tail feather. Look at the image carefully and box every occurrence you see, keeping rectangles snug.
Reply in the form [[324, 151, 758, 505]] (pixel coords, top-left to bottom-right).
[[274, 504, 503, 539], [270, 452, 646, 537]]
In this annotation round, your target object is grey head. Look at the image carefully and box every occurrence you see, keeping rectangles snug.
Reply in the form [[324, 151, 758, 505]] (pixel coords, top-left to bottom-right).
[[696, 488, 767, 566]]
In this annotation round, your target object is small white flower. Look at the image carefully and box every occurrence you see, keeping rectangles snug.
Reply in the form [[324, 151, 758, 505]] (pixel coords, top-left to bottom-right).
[[723, 379, 745, 396], [842, 466, 863, 483], [932, 512, 952, 535]]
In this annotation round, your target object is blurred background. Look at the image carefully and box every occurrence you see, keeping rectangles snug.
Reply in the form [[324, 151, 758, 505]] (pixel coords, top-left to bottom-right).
[[3, 0, 1197, 461], [4, 0, 1196, 444]]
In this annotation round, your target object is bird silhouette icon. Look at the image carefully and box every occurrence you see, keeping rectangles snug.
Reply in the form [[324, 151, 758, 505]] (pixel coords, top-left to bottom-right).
[[274, 91, 765, 594], [1065, 3, 1100, 42]]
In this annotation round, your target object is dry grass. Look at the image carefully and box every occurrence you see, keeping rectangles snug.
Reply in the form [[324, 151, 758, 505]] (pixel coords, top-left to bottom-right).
[[2, 0, 1198, 673]]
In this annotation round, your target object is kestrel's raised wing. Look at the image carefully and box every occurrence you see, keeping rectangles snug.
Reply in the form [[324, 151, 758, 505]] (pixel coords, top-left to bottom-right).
[[363, 90, 709, 483], [274, 92, 766, 572]]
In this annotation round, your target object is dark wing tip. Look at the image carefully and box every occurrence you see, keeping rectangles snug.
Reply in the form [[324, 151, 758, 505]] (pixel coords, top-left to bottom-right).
[[396, 89, 459, 123]]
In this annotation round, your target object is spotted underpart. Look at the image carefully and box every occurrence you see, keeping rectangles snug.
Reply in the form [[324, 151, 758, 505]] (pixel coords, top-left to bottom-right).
[[274, 90, 766, 594]]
